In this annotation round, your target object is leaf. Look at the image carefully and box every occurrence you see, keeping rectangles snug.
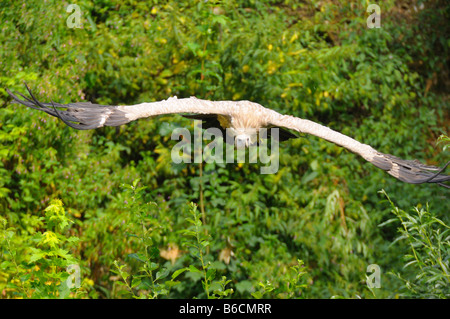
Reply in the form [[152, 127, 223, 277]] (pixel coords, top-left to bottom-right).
[[186, 42, 201, 56], [155, 268, 169, 281], [131, 277, 142, 288], [127, 253, 145, 263], [132, 178, 141, 188], [235, 280, 253, 293], [28, 249, 47, 263], [188, 265, 202, 273], [206, 268, 216, 281], [148, 262, 159, 271], [201, 241, 210, 247], [251, 291, 262, 299], [66, 236, 80, 244], [172, 267, 188, 280], [149, 246, 160, 259], [165, 280, 181, 289]]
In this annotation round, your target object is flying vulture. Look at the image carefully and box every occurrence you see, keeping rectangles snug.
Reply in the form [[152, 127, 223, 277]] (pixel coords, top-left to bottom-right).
[[6, 85, 450, 187]]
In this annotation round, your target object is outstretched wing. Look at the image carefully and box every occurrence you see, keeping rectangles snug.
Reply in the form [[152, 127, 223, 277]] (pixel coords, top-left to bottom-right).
[[269, 114, 450, 187], [6, 84, 233, 130]]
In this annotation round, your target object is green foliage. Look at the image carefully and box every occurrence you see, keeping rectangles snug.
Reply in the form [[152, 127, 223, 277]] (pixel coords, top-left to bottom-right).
[[252, 259, 309, 299], [111, 182, 235, 299], [0, 0, 449, 299], [111, 180, 175, 298], [437, 135, 450, 152], [179, 202, 234, 299], [0, 199, 90, 298], [380, 190, 450, 298]]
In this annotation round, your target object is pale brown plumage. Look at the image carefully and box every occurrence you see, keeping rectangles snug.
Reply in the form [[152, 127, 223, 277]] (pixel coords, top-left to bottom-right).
[[6, 85, 450, 187]]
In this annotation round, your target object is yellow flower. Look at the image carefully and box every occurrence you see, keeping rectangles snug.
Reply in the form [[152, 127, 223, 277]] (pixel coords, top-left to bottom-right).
[[151, 7, 158, 15], [242, 65, 249, 73], [268, 44, 273, 51]]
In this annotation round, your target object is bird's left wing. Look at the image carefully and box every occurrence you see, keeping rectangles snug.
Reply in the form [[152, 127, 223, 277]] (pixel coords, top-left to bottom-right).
[[6, 85, 233, 130], [268, 113, 450, 187]]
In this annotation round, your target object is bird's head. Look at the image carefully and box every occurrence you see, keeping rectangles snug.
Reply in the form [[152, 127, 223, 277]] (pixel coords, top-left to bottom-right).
[[234, 129, 258, 149]]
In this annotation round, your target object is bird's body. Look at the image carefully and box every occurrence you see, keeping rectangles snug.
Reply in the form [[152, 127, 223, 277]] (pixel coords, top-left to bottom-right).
[[6, 85, 450, 187]]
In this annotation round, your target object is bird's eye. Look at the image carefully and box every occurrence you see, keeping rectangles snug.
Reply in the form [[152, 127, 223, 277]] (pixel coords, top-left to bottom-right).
[[235, 136, 248, 149]]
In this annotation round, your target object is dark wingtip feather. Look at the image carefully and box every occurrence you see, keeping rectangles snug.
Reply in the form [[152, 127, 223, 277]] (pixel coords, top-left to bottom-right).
[[371, 153, 450, 187], [6, 85, 130, 130]]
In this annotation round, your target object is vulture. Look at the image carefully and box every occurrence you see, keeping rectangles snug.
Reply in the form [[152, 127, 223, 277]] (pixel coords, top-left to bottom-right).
[[6, 85, 450, 188]]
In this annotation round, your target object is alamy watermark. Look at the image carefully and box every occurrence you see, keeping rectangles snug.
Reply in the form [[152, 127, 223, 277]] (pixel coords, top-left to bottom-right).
[[66, 264, 81, 289], [171, 122, 280, 174], [366, 264, 381, 288], [66, 4, 82, 28], [367, 4, 381, 28]]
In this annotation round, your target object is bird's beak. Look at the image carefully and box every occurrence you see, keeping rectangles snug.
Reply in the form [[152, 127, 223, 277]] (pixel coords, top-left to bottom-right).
[[235, 135, 250, 149]]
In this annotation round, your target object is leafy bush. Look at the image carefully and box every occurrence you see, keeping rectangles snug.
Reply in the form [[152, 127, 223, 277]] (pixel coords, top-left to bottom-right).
[[0, 199, 92, 298], [380, 190, 450, 299]]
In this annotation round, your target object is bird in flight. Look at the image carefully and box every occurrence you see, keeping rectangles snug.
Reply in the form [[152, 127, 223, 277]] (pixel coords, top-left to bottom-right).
[[6, 85, 449, 188]]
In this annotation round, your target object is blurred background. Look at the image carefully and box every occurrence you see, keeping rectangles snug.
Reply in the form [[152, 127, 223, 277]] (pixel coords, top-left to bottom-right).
[[0, 0, 448, 299]]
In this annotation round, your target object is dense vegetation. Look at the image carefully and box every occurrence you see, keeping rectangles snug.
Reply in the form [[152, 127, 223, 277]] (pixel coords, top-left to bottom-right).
[[0, 0, 449, 299]]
